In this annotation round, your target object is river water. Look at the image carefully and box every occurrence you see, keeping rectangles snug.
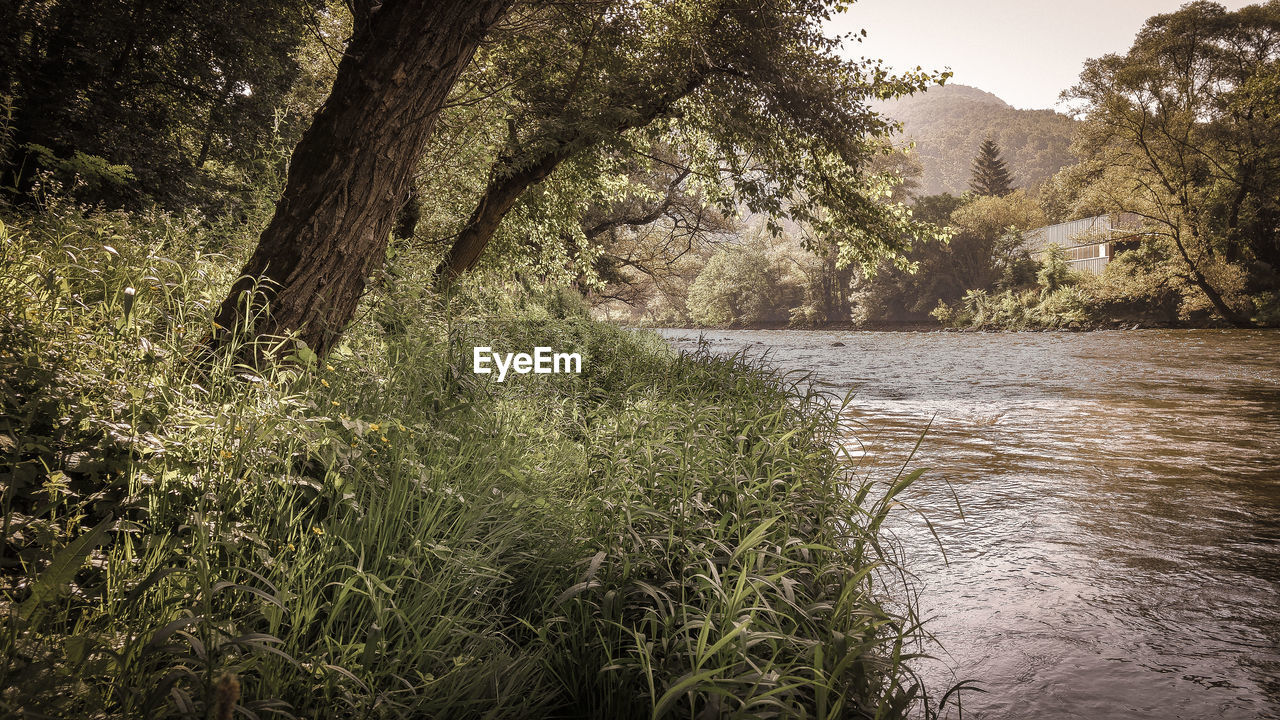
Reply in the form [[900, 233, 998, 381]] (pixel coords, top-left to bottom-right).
[[657, 329, 1280, 720]]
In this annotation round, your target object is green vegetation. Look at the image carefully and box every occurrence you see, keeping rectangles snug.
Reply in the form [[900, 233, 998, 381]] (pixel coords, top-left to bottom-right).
[[833, 2, 1280, 331], [1, 0, 322, 205], [685, 234, 801, 327], [6, 0, 1274, 713], [0, 204, 950, 716], [927, 1, 1280, 331], [930, 234, 1280, 331], [1051, 0, 1280, 327], [931, 286, 1095, 331], [850, 191, 1043, 325], [1, 0, 962, 713]]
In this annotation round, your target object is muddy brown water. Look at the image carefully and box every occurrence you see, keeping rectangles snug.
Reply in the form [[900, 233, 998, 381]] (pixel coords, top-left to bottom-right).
[[658, 329, 1280, 720]]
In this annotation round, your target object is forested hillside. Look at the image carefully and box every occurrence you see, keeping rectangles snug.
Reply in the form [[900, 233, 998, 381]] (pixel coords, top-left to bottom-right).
[[872, 84, 1077, 196]]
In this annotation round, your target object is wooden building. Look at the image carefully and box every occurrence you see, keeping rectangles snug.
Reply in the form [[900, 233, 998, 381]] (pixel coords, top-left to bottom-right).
[[1023, 213, 1145, 275]]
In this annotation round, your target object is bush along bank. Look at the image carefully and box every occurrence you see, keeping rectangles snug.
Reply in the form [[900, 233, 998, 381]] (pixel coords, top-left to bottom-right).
[[0, 209, 950, 719], [929, 244, 1280, 331]]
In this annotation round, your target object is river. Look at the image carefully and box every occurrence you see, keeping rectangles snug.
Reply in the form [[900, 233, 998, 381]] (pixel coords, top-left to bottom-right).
[[657, 329, 1280, 720]]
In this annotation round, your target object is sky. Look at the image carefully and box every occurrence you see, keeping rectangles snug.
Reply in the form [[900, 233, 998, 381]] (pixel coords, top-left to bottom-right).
[[828, 0, 1259, 110]]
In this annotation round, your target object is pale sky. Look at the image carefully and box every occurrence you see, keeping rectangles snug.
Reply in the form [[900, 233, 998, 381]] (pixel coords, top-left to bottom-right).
[[829, 0, 1259, 110]]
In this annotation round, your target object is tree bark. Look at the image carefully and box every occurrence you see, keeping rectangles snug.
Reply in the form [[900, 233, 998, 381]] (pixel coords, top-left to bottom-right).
[[213, 0, 509, 357]]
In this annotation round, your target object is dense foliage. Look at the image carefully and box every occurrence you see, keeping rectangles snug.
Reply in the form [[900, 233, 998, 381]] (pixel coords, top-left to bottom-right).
[[1060, 0, 1280, 326], [0, 0, 322, 207], [426, 0, 947, 289], [847, 191, 1041, 324], [0, 0, 978, 715], [4, 1, 1276, 715]]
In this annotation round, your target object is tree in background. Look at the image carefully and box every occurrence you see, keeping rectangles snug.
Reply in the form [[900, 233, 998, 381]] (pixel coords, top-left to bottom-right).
[[630, 142, 925, 328], [1067, 0, 1280, 326], [686, 233, 801, 326], [948, 190, 1043, 286], [969, 137, 1014, 197], [0, 0, 323, 205], [212, 0, 510, 356]]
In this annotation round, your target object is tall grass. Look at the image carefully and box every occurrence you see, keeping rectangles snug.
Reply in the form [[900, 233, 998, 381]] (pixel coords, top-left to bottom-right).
[[1, 206, 952, 718]]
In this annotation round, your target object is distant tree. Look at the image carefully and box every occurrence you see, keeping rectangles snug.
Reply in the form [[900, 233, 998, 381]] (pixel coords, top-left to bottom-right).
[[969, 137, 1014, 197], [849, 190, 1043, 322], [686, 236, 799, 327], [912, 193, 965, 225]]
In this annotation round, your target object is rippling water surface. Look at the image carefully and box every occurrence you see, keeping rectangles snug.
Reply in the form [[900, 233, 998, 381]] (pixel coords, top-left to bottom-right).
[[658, 329, 1280, 720]]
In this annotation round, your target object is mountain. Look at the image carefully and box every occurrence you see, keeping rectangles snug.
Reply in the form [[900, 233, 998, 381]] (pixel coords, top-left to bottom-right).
[[872, 84, 1078, 197]]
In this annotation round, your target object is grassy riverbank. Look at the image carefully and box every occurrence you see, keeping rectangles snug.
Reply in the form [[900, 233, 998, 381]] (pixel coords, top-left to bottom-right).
[[1, 209, 942, 718]]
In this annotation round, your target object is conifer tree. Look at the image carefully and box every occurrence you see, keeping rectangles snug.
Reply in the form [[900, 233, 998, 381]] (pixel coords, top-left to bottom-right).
[[969, 137, 1014, 197]]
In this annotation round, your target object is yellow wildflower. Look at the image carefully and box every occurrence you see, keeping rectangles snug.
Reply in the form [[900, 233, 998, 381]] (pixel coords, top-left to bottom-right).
[[320, 379, 330, 388], [369, 423, 380, 432]]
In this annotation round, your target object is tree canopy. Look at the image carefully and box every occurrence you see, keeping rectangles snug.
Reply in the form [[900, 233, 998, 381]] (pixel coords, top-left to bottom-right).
[[430, 0, 947, 287], [1, 0, 323, 205]]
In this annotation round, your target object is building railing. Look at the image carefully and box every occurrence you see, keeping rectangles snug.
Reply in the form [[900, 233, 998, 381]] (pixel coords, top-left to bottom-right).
[[1066, 256, 1110, 275]]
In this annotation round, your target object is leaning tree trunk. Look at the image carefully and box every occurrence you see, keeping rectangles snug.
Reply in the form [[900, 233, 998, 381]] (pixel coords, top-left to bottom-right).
[[213, 0, 510, 357], [432, 67, 712, 289], [433, 146, 573, 288], [1170, 227, 1254, 327]]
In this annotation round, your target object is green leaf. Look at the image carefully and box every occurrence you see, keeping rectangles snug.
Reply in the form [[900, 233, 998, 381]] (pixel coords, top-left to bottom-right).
[[730, 516, 779, 563], [290, 340, 318, 367], [19, 514, 114, 624], [652, 668, 723, 719]]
